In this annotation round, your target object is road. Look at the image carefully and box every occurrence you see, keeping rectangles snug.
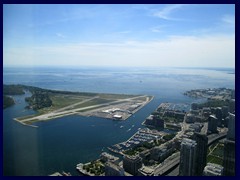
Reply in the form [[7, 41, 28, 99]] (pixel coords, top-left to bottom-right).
[[153, 121, 227, 176], [154, 156, 180, 176], [207, 132, 227, 145]]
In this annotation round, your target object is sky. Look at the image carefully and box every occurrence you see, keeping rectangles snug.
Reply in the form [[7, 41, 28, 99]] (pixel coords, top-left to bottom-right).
[[3, 4, 235, 68]]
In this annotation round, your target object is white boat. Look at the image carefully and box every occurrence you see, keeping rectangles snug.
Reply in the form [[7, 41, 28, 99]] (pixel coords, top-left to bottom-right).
[[120, 125, 124, 128]]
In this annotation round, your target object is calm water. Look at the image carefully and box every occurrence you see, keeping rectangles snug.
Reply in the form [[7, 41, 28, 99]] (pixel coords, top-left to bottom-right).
[[3, 67, 235, 176]]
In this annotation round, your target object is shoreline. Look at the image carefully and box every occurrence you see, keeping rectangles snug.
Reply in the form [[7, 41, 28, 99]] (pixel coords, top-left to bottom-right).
[[13, 118, 38, 128], [14, 95, 154, 126]]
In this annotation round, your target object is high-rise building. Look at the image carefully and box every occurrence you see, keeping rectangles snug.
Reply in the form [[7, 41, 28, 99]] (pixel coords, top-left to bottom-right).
[[203, 163, 223, 176], [105, 162, 124, 176], [229, 99, 235, 113], [193, 132, 208, 176], [208, 115, 218, 134], [215, 107, 222, 126], [223, 139, 235, 176], [144, 115, 164, 128], [179, 138, 197, 176], [202, 107, 211, 118], [227, 113, 235, 141], [222, 106, 229, 119], [123, 155, 142, 176], [231, 90, 235, 99], [154, 115, 164, 128], [222, 106, 229, 126]]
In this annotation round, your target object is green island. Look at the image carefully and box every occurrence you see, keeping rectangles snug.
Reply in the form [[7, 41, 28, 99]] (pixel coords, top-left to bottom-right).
[[3, 84, 26, 109], [3, 84, 153, 126], [3, 95, 15, 109]]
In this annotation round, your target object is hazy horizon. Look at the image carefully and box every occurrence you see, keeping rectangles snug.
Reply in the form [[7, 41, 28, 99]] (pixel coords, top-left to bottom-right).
[[3, 65, 235, 69]]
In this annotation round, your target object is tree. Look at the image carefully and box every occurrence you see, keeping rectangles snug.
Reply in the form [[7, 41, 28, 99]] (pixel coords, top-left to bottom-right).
[[3, 84, 24, 95], [25, 91, 52, 110], [3, 95, 15, 109]]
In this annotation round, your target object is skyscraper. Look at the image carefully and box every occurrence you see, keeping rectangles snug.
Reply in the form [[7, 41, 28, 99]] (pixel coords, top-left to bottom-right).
[[223, 139, 235, 176], [193, 132, 208, 176], [179, 138, 197, 176], [208, 115, 218, 134], [123, 155, 142, 176], [229, 99, 235, 113], [215, 107, 222, 126], [221, 106, 229, 119], [227, 113, 235, 141], [215, 107, 223, 126]]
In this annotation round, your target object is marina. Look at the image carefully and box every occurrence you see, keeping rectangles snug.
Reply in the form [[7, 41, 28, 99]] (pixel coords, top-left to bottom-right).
[[108, 128, 168, 155]]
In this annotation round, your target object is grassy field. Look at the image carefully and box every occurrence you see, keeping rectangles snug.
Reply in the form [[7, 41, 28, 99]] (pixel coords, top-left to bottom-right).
[[207, 142, 224, 165], [76, 105, 108, 112], [133, 96, 151, 101], [71, 98, 114, 109], [207, 155, 223, 165], [98, 93, 137, 100], [49, 94, 87, 108]]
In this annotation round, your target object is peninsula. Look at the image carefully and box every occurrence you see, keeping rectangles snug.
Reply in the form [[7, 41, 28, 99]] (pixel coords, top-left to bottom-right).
[[3, 84, 153, 126]]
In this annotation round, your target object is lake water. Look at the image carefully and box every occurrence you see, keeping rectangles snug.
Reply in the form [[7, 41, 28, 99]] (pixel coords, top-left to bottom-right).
[[3, 67, 235, 176]]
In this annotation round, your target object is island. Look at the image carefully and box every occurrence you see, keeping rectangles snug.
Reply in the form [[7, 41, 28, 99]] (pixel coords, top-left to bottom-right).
[[3, 84, 25, 109], [3, 95, 15, 109], [3, 84, 153, 126]]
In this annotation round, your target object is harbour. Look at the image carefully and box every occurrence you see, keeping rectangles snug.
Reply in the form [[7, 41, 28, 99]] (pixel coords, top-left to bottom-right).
[[3, 67, 235, 175]]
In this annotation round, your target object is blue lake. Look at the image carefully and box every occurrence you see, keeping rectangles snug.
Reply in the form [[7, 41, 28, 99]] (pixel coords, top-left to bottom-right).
[[3, 67, 235, 175]]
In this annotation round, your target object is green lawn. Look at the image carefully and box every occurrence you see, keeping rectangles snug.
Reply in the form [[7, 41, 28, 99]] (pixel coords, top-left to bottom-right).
[[207, 155, 223, 165], [50, 95, 87, 109], [73, 98, 115, 109], [207, 142, 224, 166], [98, 93, 137, 100]]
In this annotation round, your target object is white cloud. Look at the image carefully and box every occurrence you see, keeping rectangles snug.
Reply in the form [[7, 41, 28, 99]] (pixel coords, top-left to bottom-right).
[[150, 25, 166, 33], [117, 30, 131, 34], [153, 4, 185, 20], [56, 33, 65, 38], [221, 14, 235, 30], [190, 14, 235, 36], [222, 14, 235, 25], [3, 35, 234, 68]]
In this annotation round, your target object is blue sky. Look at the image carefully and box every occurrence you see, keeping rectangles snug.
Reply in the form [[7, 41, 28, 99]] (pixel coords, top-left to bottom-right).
[[3, 4, 235, 67]]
